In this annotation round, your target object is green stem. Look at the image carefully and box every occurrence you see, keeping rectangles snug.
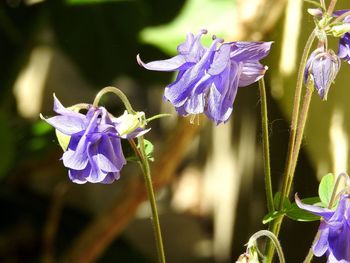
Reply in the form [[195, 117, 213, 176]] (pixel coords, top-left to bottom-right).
[[259, 78, 274, 213], [248, 230, 285, 263], [330, 11, 350, 25], [137, 136, 166, 263], [326, 0, 338, 16], [286, 79, 314, 195], [265, 30, 316, 263], [92, 86, 136, 114], [146, 113, 173, 123]]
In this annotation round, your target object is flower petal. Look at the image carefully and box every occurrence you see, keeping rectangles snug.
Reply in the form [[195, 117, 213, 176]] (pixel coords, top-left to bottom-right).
[[231, 42, 273, 62], [313, 222, 329, 257], [238, 61, 267, 87], [137, 54, 193, 72], [295, 194, 334, 220], [41, 115, 87, 135]]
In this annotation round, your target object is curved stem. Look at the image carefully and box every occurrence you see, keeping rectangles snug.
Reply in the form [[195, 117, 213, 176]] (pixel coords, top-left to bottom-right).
[[265, 30, 316, 263], [92, 86, 136, 114], [259, 78, 274, 213], [137, 136, 166, 263], [248, 230, 285, 263]]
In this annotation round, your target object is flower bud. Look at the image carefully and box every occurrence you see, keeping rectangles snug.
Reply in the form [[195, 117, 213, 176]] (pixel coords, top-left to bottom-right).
[[304, 48, 341, 100], [330, 23, 350, 37], [115, 111, 146, 137]]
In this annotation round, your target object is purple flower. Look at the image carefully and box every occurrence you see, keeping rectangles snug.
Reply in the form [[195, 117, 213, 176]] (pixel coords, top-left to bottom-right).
[[137, 30, 272, 124], [296, 194, 350, 262], [304, 48, 340, 100], [41, 96, 145, 184]]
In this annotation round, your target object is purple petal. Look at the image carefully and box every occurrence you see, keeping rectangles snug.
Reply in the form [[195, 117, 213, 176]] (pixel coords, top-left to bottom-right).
[[328, 221, 350, 261], [41, 115, 87, 135], [53, 94, 86, 119], [164, 37, 222, 106], [206, 61, 240, 124], [137, 54, 194, 72], [313, 222, 329, 257], [295, 194, 334, 220], [207, 43, 231, 75], [99, 172, 120, 184], [338, 33, 350, 62], [68, 167, 90, 184], [178, 29, 207, 61], [238, 61, 267, 87], [231, 41, 273, 62], [62, 139, 89, 170], [88, 135, 125, 173]]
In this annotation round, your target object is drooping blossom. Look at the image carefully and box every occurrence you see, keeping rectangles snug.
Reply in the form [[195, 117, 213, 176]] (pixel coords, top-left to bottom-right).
[[296, 194, 350, 262], [304, 48, 340, 100], [41, 95, 147, 184], [137, 30, 272, 124]]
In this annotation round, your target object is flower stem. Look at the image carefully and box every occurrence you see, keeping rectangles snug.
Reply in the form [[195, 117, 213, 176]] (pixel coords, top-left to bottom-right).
[[146, 113, 173, 123], [137, 136, 166, 263], [248, 230, 285, 263], [259, 78, 274, 213], [92, 86, 136, 114], [326, 0, 338, 16], [265, 30, 316, 263], [286, 79, 314, 195]]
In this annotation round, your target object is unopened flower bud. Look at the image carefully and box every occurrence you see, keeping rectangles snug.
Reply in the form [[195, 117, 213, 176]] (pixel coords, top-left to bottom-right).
[[330, 23, 350, 37], [304, 48, 341, 100]]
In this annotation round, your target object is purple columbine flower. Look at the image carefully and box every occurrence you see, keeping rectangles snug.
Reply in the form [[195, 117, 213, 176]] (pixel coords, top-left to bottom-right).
[[296, 194, 350, 262], [41, 95, 146, 184], [304, 48, 340, 100], [137, 30, 272, 125]]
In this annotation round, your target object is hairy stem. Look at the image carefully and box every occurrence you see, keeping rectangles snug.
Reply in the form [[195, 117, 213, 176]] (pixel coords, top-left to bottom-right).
[[138, 136, 166, 263], [259, 78, 274, 213], [265, 30, 316, 262]]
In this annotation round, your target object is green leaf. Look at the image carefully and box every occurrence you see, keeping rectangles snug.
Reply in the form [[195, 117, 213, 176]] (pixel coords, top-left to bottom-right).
[[287, 197, 321, 222], [262, 211, 285, 224], [143, 139, 154, 162], [273, 192, 291, 210], [122, 139, 154, 162], [139, 0, 235, 54], [318, 173, 335, 206]]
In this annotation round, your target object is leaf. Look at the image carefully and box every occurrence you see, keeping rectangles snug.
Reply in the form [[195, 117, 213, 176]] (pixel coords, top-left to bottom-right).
[[262, 211, 285, 224], [122, 139, 154, 162], [273, 192, 291, 210], [318, 173, 335, 206], [287, 197, 321, 222], [139, 0, 235, 54], [143, 139, 154, 162]]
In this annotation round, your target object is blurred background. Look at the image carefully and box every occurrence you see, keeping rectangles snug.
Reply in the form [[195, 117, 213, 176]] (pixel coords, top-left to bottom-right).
[[0, 0, 350, 262]]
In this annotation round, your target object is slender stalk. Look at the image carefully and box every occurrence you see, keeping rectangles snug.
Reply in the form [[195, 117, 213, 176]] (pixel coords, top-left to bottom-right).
[[138, 136, 166, 263], [248, 230, 285, 263], [265, 30, 316, 262], [92, 86, 136, 114], [326, 0, 338, 16], [259, 78, 274, 213], [330, 11, 350, 25], [146, 113, 173, 123], [286, 79, 314, 195]]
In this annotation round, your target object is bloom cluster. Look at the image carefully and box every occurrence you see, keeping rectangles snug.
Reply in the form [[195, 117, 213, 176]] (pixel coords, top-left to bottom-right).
[[41, 95, 147, 184], [305, 9, 350, 100], [138, 30, 272, 125]]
